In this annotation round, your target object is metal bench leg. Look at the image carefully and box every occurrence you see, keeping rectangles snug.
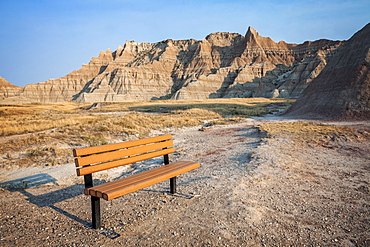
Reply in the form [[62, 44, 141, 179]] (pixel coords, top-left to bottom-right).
[[91, 196, 101, 229], [170, 177, 177, 194], [164, 154, 177, 194], [84, 174, 101, 229]]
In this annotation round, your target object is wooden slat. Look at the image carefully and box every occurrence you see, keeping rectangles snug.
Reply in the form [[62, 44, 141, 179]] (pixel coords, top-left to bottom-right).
[[76, 148, 175, 176], [73, 134, 173, 157], [85, 161, 200, 200], [75, 140, 174, 167], [85, 161, 190, 197], [103, 161, 199, 200]]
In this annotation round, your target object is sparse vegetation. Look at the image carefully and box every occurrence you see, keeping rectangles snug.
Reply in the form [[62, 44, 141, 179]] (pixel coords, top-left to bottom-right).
[[258, 121, 370, 145], [0, 98, 293, 168], [83, 134, 109, 147], [0, 98, 293, 136], [129, 98, 293, 117]]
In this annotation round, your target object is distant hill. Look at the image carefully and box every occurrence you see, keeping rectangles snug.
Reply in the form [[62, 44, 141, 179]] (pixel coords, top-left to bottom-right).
[[284, 23, 370, 120], [0, 77, 21, 100], [1, 25, 364, 104]]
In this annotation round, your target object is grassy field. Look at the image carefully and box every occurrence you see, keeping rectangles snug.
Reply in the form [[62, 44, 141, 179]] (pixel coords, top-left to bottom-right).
[[0, 98, 293, 136], [258, 121, 370, 146], [0, 98, 294, 169], [2, 98, 369, 170]]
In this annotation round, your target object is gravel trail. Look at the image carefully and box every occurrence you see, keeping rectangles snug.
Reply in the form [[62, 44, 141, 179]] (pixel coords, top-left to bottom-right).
[[0, 120, 369, 246]]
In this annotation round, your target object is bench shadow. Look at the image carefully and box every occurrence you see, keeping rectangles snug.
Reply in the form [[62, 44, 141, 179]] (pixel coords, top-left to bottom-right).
[[0, 174, 122, 238], [0, 173, 59, 189], [0, 174, 89, 227]]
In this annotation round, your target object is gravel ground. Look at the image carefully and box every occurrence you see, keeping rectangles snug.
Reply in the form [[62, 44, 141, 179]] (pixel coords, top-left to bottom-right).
[[0, 119, 369, 246]]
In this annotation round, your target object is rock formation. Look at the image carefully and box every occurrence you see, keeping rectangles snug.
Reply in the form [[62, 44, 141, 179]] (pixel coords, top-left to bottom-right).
[[0, 26, 348, 103], [284, 23, 370, 120], [0, 77, 21, 101]]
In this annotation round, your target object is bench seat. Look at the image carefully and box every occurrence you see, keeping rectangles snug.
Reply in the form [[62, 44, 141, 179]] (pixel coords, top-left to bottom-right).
[[85, 161, 200, 201]]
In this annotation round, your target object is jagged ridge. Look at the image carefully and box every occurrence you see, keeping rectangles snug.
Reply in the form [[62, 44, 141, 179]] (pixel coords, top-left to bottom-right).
[[1, 26, 345, 103], [284, 23, 370, 120]]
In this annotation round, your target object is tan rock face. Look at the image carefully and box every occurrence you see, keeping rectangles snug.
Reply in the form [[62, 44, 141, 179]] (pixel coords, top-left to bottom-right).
[[1, 27, 347, 103], [0, 77, 21, 101], [284, 23, 370, 120]]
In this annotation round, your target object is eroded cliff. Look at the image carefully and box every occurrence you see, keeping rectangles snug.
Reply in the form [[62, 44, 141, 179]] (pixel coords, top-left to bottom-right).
[[284, 23, 370, 120], [0, 77, 21, 101], [1, 26, 345, 103]]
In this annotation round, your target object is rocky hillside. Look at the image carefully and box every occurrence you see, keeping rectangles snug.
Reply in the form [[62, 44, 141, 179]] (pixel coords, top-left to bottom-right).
[[284, 23, 370, 120], [0, 77, 21, 101], [1, 27, 345, 103]]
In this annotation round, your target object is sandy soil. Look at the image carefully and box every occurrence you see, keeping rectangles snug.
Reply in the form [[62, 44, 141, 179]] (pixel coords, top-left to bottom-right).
[[0, 118, 369, 246]]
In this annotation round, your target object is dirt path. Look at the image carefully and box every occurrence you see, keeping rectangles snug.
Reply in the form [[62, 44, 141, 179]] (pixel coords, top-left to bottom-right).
[[0, 120, 369, 246]]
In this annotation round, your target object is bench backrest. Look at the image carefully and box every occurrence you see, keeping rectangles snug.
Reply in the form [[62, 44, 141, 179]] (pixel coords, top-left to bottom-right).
[[74, 134, 174, 176]]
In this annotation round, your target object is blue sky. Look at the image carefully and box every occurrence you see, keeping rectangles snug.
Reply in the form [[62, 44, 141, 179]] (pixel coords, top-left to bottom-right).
[[1, 0, 369, 87]]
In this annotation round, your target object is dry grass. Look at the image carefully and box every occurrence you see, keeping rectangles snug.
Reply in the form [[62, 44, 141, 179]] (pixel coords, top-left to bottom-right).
[[1, 114, 98, 136], [128, 98, 294, 117], [0, 102, 91, 135], [0, 98, 293, 136], [258, 121, 370, 145], [77, 110, 215, 139], [0, 102, 90, 115], [0, 98, 293, 169], [85, 98, 292, 112], [0, 109, 221, 169]]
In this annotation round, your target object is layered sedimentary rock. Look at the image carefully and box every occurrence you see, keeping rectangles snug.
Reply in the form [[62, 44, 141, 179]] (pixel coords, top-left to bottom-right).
[[16, 49, 115, 103], [284, 23, 370, 120], [0, 77, 21, 101], [1, 26, 348, 103]]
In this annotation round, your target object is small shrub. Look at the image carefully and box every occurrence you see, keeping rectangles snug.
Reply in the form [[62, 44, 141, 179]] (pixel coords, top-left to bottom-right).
[[84, 134, 109, 147], [27, 148, 46, 157]]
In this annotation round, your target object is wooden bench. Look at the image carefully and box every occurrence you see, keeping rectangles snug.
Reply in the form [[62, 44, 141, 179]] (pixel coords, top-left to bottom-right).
[[73, 134, 200, 229]]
